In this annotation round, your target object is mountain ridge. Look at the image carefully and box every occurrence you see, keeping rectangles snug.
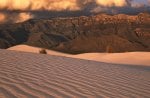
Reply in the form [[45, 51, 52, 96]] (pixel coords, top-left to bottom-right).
[[0, 13, 150, 54]]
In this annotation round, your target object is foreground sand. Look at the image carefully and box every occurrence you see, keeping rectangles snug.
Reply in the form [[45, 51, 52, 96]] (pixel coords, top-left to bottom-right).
[[8, 45, 150, 66], [0, 49, 150, 98]]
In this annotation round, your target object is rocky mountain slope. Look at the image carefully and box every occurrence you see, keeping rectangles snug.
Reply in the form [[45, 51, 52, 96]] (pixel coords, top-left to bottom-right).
[[0, 13, 150, 54]]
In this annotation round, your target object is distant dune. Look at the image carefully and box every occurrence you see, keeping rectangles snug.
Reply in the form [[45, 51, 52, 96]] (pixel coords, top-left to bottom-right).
[[0, 49, 150, 98], [8, 45, 68, 57], [75, 52, 150, 66], [8, 45, 150, 66]]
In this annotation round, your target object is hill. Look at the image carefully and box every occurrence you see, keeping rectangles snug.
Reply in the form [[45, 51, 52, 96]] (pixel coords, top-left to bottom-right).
[[0, 13, 150, 54]]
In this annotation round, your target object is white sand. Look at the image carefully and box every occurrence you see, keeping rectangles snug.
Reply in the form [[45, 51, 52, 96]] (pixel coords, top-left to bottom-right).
[[8, 45, 68, 57], [8, 45, 150, 66], [75, 52, 150, 66], [0, 49, 150, 98]]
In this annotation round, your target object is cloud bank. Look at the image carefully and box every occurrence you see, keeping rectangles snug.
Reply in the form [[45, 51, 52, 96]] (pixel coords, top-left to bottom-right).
[[0, 0, 150, 23], [0, 13, 6, 23], [96, 0, 127, 7], [0, 0, 80, 11]]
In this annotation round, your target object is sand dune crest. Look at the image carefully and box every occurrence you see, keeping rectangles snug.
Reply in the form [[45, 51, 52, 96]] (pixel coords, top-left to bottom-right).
[[8, 45, 150, 66]]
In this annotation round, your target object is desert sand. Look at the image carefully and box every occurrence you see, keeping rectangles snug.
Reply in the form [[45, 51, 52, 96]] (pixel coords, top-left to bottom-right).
[[0, 49, 150, 98], [8, 45, 150, 66], [75, 52, 150, 66]]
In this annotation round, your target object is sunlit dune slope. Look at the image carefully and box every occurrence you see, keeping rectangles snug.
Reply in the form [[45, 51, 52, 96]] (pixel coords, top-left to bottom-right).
[[8, 45, 150, 66], [8, 45, 68, 57], [75, 52, 150, 66], [0, 49, 150, 98]]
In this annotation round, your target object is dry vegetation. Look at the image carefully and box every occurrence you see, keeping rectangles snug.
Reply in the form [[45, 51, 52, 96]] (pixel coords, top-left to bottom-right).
[[39, 48, 47, 54]]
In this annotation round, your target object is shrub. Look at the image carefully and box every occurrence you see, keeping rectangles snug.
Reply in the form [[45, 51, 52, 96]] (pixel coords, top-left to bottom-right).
[[39, 48, 47, 54]]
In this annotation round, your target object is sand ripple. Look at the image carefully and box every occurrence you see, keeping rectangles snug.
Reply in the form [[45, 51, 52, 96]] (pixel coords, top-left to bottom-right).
[[0, 50, 150, 98]]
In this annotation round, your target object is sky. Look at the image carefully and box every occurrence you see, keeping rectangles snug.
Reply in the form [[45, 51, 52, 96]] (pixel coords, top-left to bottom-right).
[[0, 0, 150, 24]]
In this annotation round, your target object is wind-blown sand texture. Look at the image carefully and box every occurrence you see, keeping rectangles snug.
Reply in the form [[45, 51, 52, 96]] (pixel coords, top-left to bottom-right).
[[0, 49, 150, 98], [8, 45, 150, 66]]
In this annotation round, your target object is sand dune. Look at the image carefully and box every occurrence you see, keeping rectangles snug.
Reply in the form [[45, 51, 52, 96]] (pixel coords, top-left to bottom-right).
[[0, 49, 150, 98], [75, 52, 150, 66], [8, 45, 150, 66], [8, 45, 68, 57]]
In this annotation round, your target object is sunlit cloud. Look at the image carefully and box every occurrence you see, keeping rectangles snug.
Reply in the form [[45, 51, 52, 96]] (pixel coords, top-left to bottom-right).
[[0, 13, 6, 23], [15, 12, 34, 23], [96, 0, 127, 7], [0, 0, 80, 11], [0, 12, 34, 24]]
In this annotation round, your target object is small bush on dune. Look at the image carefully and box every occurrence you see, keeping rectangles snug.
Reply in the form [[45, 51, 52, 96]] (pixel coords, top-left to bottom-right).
[[39, 49, 47, 54]]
